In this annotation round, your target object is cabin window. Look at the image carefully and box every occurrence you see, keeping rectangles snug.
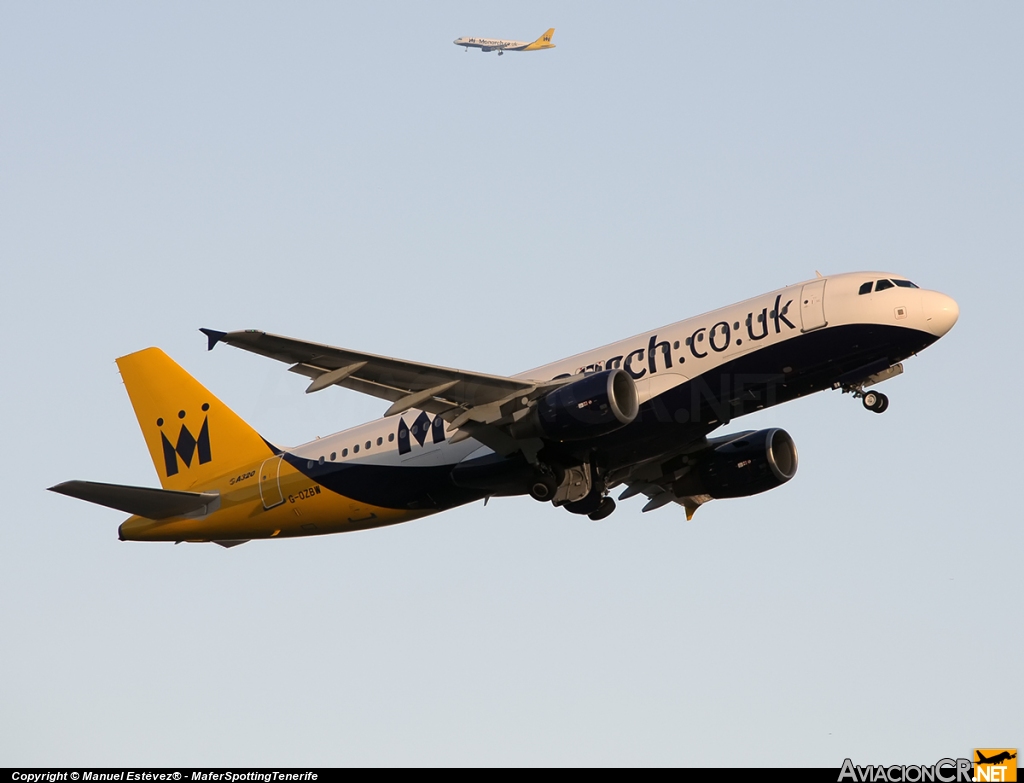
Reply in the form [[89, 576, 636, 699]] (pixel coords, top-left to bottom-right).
[[318, 456, 325, 465], [342, 448, 348, 457], [330, 452, 336, 461], [388, 433, 395, 442], [377, 437, 383, 446], [353, 444, 359, 454], [365, 441, 371, 450], [859, 282, 872, 295], [893, 279, 919, 289], [875, 279, 895, 292]]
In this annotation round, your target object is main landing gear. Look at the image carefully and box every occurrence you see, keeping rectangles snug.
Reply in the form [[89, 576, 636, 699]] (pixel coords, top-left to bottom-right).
[[527, 461, 617, 520]]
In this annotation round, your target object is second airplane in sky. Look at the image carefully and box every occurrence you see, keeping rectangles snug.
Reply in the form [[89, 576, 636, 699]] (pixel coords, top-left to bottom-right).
[[454, 28, 555, 55]]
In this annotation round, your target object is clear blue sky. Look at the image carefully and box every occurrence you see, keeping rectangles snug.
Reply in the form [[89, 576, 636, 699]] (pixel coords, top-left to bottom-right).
[[2, 1, 1021, 766]]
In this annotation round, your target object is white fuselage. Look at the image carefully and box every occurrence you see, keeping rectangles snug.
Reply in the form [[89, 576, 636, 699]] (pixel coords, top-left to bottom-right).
[[90, 269, 958, 544], [453, 36, 529, 52]]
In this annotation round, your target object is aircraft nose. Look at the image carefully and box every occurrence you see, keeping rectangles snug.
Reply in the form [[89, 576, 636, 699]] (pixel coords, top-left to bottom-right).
[[924, 291, 959, 337]]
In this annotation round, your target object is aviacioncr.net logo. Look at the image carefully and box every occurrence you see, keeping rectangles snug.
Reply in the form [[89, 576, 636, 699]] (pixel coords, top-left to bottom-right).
[[839, 758, 973, 782]]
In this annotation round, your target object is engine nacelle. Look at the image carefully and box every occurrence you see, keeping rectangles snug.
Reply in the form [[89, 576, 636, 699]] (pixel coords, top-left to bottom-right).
[[676, 428, 799, 499], [510, 369, 639, 442]]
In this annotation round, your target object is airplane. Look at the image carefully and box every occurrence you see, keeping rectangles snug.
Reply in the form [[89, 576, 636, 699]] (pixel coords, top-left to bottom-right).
[[976, 751, 1016, 765], [50, 271, 958, 547], [453, 28, 555, 55]]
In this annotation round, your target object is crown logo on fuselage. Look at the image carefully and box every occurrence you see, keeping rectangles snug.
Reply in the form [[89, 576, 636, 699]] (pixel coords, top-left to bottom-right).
[[397, 410, 445, 455], [157, 404, 212, 477]]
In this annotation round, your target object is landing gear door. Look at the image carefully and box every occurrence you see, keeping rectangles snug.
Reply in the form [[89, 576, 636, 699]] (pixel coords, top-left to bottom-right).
[[259, 455, 285, 510], [800, 279, 827, 332]]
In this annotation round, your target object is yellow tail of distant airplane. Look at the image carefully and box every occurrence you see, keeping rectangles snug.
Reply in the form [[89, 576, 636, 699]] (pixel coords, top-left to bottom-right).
[[523, 28, 556, 51]]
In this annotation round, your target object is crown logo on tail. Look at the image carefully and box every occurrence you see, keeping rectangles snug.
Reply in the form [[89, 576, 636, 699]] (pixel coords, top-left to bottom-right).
[[158, 408, 212, 477]]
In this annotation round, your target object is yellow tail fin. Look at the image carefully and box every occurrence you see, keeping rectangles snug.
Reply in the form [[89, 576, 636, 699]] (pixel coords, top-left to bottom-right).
[[116, 347, 274, 491], [525, 28, 556, 50]]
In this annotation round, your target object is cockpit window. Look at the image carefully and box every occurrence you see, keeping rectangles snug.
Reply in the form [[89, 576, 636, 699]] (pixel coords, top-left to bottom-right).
[[875, 279, 895, 292], [892, 279, 919, 288], [858, 282, 872, 295]]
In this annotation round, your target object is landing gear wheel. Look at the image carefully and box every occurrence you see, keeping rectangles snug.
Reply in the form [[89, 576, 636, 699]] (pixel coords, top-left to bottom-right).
[[528, 475, 558, 502], [563, 492, 604, 515], [862, 391, 888, 413], [588, 497, 616, 521]]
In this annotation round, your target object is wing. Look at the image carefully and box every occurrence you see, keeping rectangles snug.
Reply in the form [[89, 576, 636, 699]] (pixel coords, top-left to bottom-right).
[[201, 329, 565, 455]]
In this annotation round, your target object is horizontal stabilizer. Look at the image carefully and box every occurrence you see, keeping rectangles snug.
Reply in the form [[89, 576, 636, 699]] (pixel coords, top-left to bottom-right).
[[199, 328, 228, 351], [49, 480, 219, 520]]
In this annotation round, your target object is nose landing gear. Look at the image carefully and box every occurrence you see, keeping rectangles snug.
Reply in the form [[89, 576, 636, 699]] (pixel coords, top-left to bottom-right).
[[836, 363, 902, 414], [839, 382, 890, 413], [862, 391, 889, 413]]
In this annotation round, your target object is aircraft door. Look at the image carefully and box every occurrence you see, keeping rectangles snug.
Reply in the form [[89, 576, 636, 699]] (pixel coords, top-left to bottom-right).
[[259, 455, 285, 509], [799, 280, 828, 332]]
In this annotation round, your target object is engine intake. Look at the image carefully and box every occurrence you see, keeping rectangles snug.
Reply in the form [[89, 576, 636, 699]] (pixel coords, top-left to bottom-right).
[[675, 428, 799, 499], [510, 369, 639, 442]]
